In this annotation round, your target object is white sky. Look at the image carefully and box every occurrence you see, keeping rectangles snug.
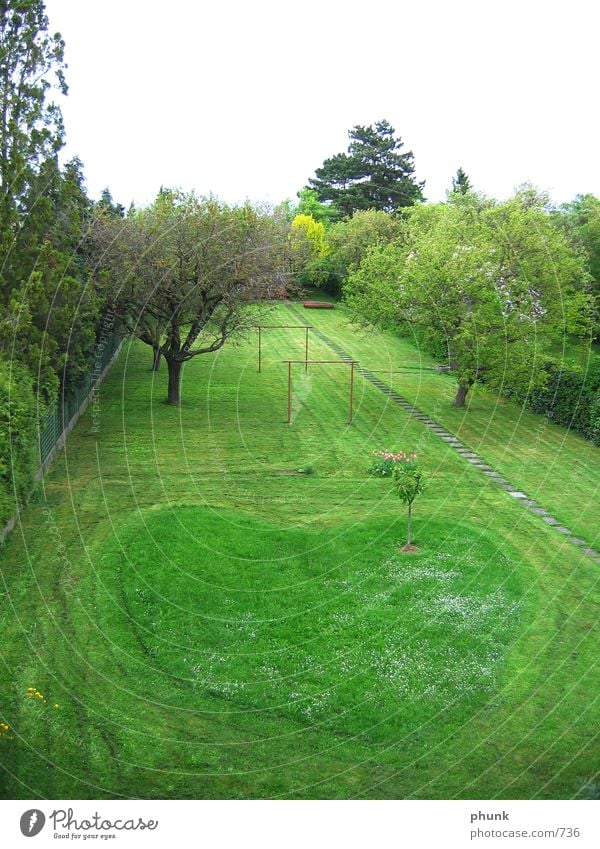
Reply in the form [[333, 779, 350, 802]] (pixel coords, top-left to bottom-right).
[[45, 0, 600, 209]]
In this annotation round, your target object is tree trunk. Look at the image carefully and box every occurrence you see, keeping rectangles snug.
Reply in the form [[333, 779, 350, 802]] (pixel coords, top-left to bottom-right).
[[151, 344, 161, 371], [453, 381, 470, 407], [166, 358, 183, 405], [407, 501, 412, 547]]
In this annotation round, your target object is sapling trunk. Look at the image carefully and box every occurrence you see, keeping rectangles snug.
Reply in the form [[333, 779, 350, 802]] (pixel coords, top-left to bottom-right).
[[407, 501, 412, 546], [151, 345, 161, 372]]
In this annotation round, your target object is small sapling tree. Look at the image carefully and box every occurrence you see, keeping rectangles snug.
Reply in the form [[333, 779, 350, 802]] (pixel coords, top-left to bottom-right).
[[391, 456, 425, 551]]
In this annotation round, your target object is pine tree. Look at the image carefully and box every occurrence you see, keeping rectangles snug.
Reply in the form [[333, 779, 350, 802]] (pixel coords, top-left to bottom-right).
[[0, 0, 67, 234], [307, 120, 424, 219], [451, 166, 472, 195], [97, 187, 126, 219], [0, 4, 103, 397]]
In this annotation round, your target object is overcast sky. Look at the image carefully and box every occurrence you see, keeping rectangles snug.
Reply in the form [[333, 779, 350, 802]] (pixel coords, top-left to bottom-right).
[[45, 0, 599, 210]]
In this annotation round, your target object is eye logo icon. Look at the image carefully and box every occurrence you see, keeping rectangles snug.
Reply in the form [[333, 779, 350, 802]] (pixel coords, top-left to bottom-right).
[[19, 809, 46, 837]]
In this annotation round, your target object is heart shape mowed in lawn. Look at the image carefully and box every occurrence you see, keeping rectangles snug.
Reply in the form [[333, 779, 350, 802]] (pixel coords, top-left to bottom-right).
[[95, 505, 525, 743]]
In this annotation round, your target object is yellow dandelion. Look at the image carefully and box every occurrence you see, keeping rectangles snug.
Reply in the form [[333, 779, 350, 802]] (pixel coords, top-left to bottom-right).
[[53, 704, 59, 709]]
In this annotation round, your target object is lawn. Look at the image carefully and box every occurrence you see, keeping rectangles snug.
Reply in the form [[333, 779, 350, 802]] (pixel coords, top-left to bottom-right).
[[291, 303, 600, 545], [0, 304, 598, 799]]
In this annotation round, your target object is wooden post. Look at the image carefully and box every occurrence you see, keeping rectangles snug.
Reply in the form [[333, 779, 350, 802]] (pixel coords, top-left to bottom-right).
[[258, 326, 262, 373], [284, 359, 358, 425]]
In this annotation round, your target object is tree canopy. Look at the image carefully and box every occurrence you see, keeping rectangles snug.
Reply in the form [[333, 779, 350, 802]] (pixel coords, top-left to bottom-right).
[[555, 194, 600, 337], [0, 1, 107, 402], [295, 188, 337, 225], [0, 0, 67, 227], [345, 191, 593, 406], [92, 191, 292, 404], [311, 209, 405, 296], [307, 120, 424, 220]]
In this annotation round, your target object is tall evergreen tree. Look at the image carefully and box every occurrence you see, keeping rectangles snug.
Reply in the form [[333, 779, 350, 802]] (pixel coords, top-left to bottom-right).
[[0, 0, 67, 240], [0, 3, 103, 399], [451, 166, 472, 195], [307, 120, 424, 219], [97, 187, 125, 219]]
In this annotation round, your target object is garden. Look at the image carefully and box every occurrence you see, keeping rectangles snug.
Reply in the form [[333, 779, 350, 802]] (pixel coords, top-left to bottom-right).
[[1, 2, 599, 803], [1, 305, 598, 799]]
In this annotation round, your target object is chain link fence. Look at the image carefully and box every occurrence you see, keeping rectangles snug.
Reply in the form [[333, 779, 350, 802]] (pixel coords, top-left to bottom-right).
[[37, 330, 123, 474]]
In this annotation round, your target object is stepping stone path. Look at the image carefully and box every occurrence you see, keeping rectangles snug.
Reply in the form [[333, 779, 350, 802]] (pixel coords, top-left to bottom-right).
[[286, 304, 600, 563]]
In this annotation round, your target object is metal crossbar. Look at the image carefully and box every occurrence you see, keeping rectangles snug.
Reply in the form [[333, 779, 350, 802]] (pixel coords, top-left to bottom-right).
[[282, 359, 358, 424], [255, 324, 313, 373]]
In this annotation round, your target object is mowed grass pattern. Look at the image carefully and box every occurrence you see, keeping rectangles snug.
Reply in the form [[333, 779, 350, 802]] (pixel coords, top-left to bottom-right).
[[296, 304, 600, 544], [0, 304, 598, 799]]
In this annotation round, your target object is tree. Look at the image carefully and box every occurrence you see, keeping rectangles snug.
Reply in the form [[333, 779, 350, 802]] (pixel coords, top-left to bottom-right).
[[1, 154, 100, 398], [307, 120, 424, 219], [288, 213, 329, 286], [555, 194, 600, 338], [0, 3, 102, 402], [326, 209, 405, 275], [345, 191, 593, 407], [451, 166, 472, 195], [92, 191, 292, 404], [96, 187, 125, 219], [308, 209, 405, 297], [392, 459, 425, 550], [0, 0, 66, 238], [295, 188, 337, 225]]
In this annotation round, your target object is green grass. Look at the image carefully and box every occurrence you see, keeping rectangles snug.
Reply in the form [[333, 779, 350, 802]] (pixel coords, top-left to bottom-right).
[[0, 304, 599, 799], [293, 305, 600, 544]]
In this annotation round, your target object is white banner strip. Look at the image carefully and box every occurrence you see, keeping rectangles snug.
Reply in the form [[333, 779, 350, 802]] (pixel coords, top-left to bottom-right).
[[0, 799, 598, 848]]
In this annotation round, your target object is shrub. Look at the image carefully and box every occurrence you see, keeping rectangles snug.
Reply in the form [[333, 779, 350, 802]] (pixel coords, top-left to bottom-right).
[[369, 449, 417, 477], [486, 355, 600, 446], [0, 359, 38, 531]]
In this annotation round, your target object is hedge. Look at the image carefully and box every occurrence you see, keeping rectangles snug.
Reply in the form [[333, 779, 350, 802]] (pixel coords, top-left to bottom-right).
[[0, 358, 39, 531], [504, 357, 600, 446]]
